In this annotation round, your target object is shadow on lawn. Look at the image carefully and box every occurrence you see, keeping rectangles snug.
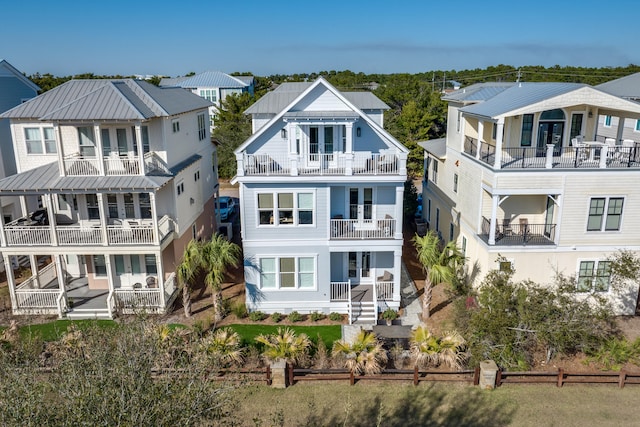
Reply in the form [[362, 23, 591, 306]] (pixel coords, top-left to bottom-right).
[[298, 385, 515, 427]]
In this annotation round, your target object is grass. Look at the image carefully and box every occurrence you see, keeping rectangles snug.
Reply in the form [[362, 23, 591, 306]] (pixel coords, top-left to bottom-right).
[[227, 324, 342, 349], [230, 382, 640, 427]]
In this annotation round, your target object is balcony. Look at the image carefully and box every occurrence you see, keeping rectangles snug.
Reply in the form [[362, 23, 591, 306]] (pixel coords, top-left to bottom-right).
[[240, 152, 403, 177], [3, 215, 175, 247], [480, 216, 556, 246], [62, 152, 171, 176], [330, 218, 396, 240], [464, 137, 640, 170]]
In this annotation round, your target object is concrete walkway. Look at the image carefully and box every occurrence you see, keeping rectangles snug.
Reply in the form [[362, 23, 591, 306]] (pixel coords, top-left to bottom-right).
[[399, 261, 422, 328]]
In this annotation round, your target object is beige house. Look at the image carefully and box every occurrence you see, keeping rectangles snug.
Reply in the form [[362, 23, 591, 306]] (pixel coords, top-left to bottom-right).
[[0, 79, 218, 318], [420, 82, 640, 315]]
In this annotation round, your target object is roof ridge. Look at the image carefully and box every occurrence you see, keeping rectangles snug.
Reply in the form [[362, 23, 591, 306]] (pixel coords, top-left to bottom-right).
[[124, 80, 170, 116]]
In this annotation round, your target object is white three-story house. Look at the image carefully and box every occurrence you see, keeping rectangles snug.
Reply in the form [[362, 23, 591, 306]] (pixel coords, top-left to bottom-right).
[[421, 81, 640, 315], [233, 78, 408, 324], [0, 79, 219, 318]]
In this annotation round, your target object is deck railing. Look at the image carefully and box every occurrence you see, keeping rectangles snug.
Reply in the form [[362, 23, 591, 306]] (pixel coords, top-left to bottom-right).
[[57, 226, 103, 245], [15, 289, 60, 309], [163, 272, 177, 304], [107, 224, 155, 245], [5, 226, 51, 246], [64, 156, 101, 176], [330, 281, 350, 301], [114, 289, 162, 312], [481, 216, 556, 246], [376, 281, 394, 300], [330, 218, 396, 239], [104, 157, 140, 175], [298, 153, 347, 175]]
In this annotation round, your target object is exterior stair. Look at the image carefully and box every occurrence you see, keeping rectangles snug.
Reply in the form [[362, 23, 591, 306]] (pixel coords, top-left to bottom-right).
[[351, 301, 377, 325], [65, 308, 113, 320]]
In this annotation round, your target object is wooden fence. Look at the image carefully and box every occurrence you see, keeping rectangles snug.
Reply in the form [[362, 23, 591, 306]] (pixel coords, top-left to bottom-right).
[[497, 368, 640, 388]]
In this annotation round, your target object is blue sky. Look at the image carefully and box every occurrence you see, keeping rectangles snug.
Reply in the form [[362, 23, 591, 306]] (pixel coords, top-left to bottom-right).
[[3, 0, 639, 77]]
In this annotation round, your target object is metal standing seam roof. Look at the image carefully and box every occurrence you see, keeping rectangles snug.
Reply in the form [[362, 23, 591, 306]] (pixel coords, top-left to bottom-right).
[[169, 154, 202, 175], [597, 72, 640, 100], [0, 79, 212, 121], [164, 71, 249, 89], [283, 111, 360, 120], [442, 82, 516, 103], [418, 138, 447, 159], [460, 83, 587, 118], [0, 162, 173, 195]]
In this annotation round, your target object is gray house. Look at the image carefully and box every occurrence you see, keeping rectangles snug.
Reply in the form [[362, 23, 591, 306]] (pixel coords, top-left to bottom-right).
[[233, 78, 408, 324]]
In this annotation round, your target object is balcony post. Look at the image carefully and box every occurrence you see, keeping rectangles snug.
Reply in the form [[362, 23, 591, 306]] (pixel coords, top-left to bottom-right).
[[345, 123, 353, 153], [0, 204, 6, 247], [94, 125, 105, 175], [476, 121, 484, 160], [97, 193, 108, 246], [488, 195, 499, 245], [393, 249, 402, 302], [290, 155, 298, 176], [599, 144, 609, 169], [105, 255, 116, 299], [150, 192, 160, 245], [345, 152, 354, 175], [395, 186, 404, 239], [45, 194, 58, 246], [28, 255, 39, 288], [235, 153, 245, 177], [135, 124, 145, 176], [55, 124, 66, 177], [398, 152, 408, 177], [55, 255, 66, 315], [4, 256, 18, 310], [493, 119, 504, 169], [545, 144, 555, 168], [157, 253, 166, 308]]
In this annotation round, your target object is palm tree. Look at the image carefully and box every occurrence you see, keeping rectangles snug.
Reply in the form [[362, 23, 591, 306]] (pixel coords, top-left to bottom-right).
[[255, 327, 311, 365], [413, 231, 465, 321], [200, 327, 244, 367], [331, 330, 388, 375], [201, 234, 241, 323], [176, 239, 203, 317], [410, 326, 467, 370]]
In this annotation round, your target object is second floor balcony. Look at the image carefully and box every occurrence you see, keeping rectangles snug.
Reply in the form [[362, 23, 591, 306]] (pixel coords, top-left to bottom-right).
[[479, 216, 556, 246], [330, 217, 396, 240], [238, 152, 405, 177], [63, 152, 171, 177]]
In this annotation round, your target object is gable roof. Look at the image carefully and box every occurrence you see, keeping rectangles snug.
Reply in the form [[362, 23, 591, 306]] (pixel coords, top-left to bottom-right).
[[160, 71, 249, 89], [597, 73, 640, 101], [0, 59, 40, 92], [236, 77, 407, 154], [0, 79, 211, 121], [442, 82, 516, 103]]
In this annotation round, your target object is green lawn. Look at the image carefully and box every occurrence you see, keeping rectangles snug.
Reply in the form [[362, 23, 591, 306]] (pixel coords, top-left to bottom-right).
[[17, 320, 118, 341], [227, 324, 342, 349]]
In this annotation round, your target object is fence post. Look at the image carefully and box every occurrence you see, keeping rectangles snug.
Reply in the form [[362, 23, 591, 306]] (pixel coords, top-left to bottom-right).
[[288, 363, 294, 386], [473, 366, 480, 386], [266, 365, 272, 386], [495, 368, 502, 388], [619, 370, 627, 389], [413, 365, 419, 386], [557, 368, 564, 388], [350, 370, 355, 386]]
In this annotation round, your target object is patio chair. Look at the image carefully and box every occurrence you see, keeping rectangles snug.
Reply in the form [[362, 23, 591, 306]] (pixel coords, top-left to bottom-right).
[[502, 218, 513, 236], [519, 218, 529, 236]]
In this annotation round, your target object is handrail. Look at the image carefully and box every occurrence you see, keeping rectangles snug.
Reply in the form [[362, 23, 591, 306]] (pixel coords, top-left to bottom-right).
[[347, 279, 352, 325], [372, 278, 378, 323], [57, 291, 67, 316]]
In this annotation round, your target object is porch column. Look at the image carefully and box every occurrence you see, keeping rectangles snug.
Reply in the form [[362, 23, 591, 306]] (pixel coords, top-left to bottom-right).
[[393, 249, 402, 303], [488, 194, 499, 245], [599, 145, 609, 169], [94, 124, 105, 175], [55, 124, 66, 177], [493, 119, 504, 169], [29, 255, 39, 288], [394, 185, 404, 239], [345, 123, 353, 153], [55, 255, 66, 317], [235, 153, 245, 177], [287, 122, 296, 153], [0, 204, 6, 247], [616, 117, 626, 144], [45, 194, 58, 246], [105, 255, 116, 295], [19, 195, 28, 218], [157, 252, 166, 308], [476, 120, 484, 160], [135, 124, 145, 176], [545, 144, 555, 169], [96, 193, 108, 246], [4, 256, 18, 311], [150, 192, 160, 245]]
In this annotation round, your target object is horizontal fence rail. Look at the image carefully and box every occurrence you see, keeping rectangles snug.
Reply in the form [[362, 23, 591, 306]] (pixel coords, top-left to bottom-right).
[[497, 368, 640, 388]]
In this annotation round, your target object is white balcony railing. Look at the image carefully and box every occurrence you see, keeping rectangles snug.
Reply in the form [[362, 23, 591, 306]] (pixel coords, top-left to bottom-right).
[[5, 226, 51, 246], [57, 226, 103, 245], [64, 156, 102, 176], [330, 281, 351, 301], [330, 218, 396, 239], [15, 289, 60, 309], [114, 288, 162, 313], [376, 281, 394, 300], [107, 224, 155, 245], [104, 157, 140, 175]]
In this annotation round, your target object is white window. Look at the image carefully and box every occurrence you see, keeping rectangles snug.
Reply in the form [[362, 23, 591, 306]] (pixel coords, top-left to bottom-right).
[[431, 159, 438, 184], [172, 120, 180, 133], [577, 260, 611, 292], [259, 256, 316, 289], [587, 197, 623, 231], [24, 127, 56, 154], [257, 191, 314, 226], [197, 113, 206, 141], [199, 89, 217, 103], [78, 127, 96, 157]]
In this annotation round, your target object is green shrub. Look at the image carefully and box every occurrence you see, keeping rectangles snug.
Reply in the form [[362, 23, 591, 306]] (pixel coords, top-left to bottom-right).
[[248, 311, 267, 322], [329, 312, 343, 322], [587, 337, 640, 370], [310, 311, 325, 322], [287, 311, 302, 323], [231, 302, 248, 319], [270, 312, 282, 323]]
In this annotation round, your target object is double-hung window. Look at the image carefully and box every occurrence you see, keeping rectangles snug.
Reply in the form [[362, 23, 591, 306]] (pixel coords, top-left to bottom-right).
[[521, 114, 534, 146], [431, 159, 438, 184], [93, 255, 107, 276], [259, 256, 316, 289], [197, 113, 206, 141], [577, 260, 611, 292], [587, 197, 623, 231], [257, 191, 314, 226], [25, 127, 56, 154]]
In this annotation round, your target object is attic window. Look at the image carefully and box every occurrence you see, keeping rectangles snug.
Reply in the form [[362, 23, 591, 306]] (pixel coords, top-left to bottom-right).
[[172, 120, 180, 133]]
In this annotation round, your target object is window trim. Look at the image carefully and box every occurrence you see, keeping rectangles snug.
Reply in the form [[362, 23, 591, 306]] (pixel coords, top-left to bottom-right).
[[258, 255, 318, 290], [576, 259, 611, 293], [453, 173, 458, 193], [172, 119, 180, 133], [586, 196, 624, 232], [431, 159, 438, 184], [604, 115, 612, 127], [92, 255, 107, 277], [256, 190, 316, 227], [24, 126, 57, 154], [197, 113, 207, 141], [635, 119, 640, 133]]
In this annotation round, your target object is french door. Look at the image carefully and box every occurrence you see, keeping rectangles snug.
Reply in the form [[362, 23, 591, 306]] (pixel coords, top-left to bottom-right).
[[347, 251, 372, 284], [349, 187, 373, 222], [537, 122, 564, 155]]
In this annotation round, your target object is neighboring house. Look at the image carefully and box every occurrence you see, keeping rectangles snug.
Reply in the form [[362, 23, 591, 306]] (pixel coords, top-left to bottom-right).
[[160, 71, 254, 128], [420, 81, 640, 315], [0, 60, 40, 272], [0, 79, 218, 319], [232, 77, 409, 324], [596, 73, 640, 144]]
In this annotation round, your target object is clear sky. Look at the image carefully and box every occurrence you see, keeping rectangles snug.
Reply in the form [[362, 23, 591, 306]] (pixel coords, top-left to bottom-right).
[[3, 0, 639, 77]]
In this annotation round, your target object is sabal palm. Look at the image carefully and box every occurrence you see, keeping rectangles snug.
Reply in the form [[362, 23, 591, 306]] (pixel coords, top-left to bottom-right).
[[410, 326, 467, 370], [201, 234, 241, 323], [255, 327, 311, 365], [331, 330, 388, 375], [176, 239, 203, 317], [413, 231, 464, 320], [200, 328, 244, 367]]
